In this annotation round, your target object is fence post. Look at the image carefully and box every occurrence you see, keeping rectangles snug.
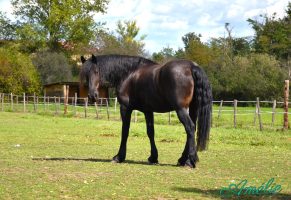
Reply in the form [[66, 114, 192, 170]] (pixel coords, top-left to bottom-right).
[[54, 96, 57, 115], [94, 102, 99, 119], [106, 98, 110, 120], [47, 96, 50, 112], [271, 100, 276, 126], [1, 93, 4, 111], [33, 93, 36, 112], [58, 97, 61, 114], [84, 98, 88, 118], [74, 93, 77, 116], [23, 93, 26, 112], [114, 97, 118, 112], [100, 98, 103, 106], [283, 80, 289, 129], [256, 97, 263, 131], [218, 100, 223, 119], [233, 100, 237, 128], [43, 92, 47, 111], [10, 93, 13, 111], [0, 93, 2, 111], [254, 102, 258, 125], [36, 96, 39, 112], [168, 112, 171, 125], [16, 95, 19, 111], [63, 85, 69, 115]]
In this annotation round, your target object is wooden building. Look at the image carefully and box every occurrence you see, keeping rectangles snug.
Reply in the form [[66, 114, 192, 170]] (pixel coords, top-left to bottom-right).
[[43, 81, 108, 99]]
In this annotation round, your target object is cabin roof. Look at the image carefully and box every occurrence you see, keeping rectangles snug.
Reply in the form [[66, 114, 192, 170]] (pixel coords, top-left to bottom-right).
[[43, 81, 80, 87]]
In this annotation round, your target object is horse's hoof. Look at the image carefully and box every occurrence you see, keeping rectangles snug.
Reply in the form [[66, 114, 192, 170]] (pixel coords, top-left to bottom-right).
[[112, 155, 124, 163], [184, 159, 196, 168], [177, 156, 197, 168], [148, 157, 158, 165], [177, 157, 187, 166]]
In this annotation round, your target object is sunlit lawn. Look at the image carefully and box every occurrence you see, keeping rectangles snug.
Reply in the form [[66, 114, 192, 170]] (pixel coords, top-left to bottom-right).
[[0, 112, 290, 199]]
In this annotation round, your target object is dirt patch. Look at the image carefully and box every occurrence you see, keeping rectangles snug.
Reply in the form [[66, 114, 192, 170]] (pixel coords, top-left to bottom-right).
[[99, 133, 116, 137], [159, 139, 177, 143]]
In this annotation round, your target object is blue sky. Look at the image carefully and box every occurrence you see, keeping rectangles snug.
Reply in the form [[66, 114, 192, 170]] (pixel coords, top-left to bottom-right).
[[0, 0, 290, 53]]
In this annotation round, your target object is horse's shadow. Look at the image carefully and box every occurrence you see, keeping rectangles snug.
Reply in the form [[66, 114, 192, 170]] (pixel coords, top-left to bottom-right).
[[32, 157, 177, 167], [172, 187, 291, 200]]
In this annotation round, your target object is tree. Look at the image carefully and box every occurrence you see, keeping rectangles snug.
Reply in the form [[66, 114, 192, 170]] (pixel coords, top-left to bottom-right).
[[116, 20, 146, 56], [247, 4, 291, 61], [0, 47, 41, 94], [92, 20, 146, 56], [11, 0, 109, 52], [0, 11, 17, 41], [182, 32, 202, 49], [182, 32, 212, 66], [152, 46, 175, 63], [32, 51, 73, 85]]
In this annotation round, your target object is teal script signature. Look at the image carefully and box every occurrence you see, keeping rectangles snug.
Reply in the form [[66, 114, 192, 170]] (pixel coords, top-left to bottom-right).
[[220, 178, 282, 197]]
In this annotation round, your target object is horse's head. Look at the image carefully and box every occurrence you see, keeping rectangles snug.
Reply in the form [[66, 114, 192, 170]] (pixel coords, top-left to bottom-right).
[[80, 54, 100, 102]]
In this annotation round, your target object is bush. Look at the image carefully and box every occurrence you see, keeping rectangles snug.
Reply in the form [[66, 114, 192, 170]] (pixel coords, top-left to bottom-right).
[[0, 47, 41, 94], [211, 54, 286, 100]]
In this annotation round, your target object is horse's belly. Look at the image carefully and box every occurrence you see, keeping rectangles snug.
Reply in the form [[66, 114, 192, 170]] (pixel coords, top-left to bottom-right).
[[134, 96, 173, 113]]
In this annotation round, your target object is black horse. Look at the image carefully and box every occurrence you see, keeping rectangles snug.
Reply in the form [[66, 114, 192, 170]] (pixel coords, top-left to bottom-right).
[[80, 54, 212, 168]]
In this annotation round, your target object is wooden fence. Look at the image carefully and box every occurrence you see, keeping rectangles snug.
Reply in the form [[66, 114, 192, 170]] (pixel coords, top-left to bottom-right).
[[0, 92, 290, 131]]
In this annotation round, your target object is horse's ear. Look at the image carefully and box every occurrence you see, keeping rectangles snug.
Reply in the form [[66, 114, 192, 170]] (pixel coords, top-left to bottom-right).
[[91, 54, 97, 63], [81, 56, 86, 64]]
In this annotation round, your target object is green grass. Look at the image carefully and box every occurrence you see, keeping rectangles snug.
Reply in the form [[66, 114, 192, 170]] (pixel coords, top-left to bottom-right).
[[0, 112, 290, 199]]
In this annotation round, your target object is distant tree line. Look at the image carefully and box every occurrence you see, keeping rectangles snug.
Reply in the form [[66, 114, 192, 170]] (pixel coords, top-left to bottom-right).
[[152, 3, 291, 100]]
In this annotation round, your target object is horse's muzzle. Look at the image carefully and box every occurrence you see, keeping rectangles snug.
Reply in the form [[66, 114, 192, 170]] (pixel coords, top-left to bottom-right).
[[88, 92, 98, 103]]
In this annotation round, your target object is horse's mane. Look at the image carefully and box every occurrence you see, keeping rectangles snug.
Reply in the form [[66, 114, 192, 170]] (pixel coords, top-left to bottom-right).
[[80, 54, 157, 87]]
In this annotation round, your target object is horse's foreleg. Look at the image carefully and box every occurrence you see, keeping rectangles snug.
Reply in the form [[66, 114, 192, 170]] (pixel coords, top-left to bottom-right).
[[112, 105, 132, 163], [144, 112, 158, 164], [176, 108, 198, 168]]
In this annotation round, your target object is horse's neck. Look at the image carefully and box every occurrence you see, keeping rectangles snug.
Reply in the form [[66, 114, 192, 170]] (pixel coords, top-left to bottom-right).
[[101, 61, 139, 88]]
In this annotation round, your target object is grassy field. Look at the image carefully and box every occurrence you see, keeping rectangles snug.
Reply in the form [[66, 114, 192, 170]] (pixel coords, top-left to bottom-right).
[[0, 112, 290, 199]]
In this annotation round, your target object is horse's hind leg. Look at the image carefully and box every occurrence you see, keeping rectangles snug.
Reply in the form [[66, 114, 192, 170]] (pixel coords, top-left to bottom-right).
[[112, 105, 132, 163], [144, 112, 158, 164], [176, 108, 198, 168]]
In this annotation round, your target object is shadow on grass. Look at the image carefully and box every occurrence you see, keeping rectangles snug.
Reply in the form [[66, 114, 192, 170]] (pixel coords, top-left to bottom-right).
[[32, 157, 177, 167], [172, 187, 291, 200]]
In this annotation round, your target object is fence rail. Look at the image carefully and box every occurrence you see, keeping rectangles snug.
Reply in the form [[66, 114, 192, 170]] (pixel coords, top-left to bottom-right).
[[0, 93, 290, 131]]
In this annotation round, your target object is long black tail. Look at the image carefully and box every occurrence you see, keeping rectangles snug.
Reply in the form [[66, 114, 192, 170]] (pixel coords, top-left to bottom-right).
[[189, 63, 212, 151]]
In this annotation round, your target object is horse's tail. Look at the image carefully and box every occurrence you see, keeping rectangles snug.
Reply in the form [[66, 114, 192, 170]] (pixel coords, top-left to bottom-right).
[[190, 62, 212, 151]]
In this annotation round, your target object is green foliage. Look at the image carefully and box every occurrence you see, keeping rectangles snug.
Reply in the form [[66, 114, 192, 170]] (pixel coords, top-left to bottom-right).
[[93, 20, 146, 56], [16, 23, 47, 53], [247, 4, 291, 61], [152, 46, 176, 63], [11, 0, 109, 52], [0, 11, 17, 40], [211, 54, 286, 100], [0, 47, 41, 94], [32, 51, 73, 85]]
